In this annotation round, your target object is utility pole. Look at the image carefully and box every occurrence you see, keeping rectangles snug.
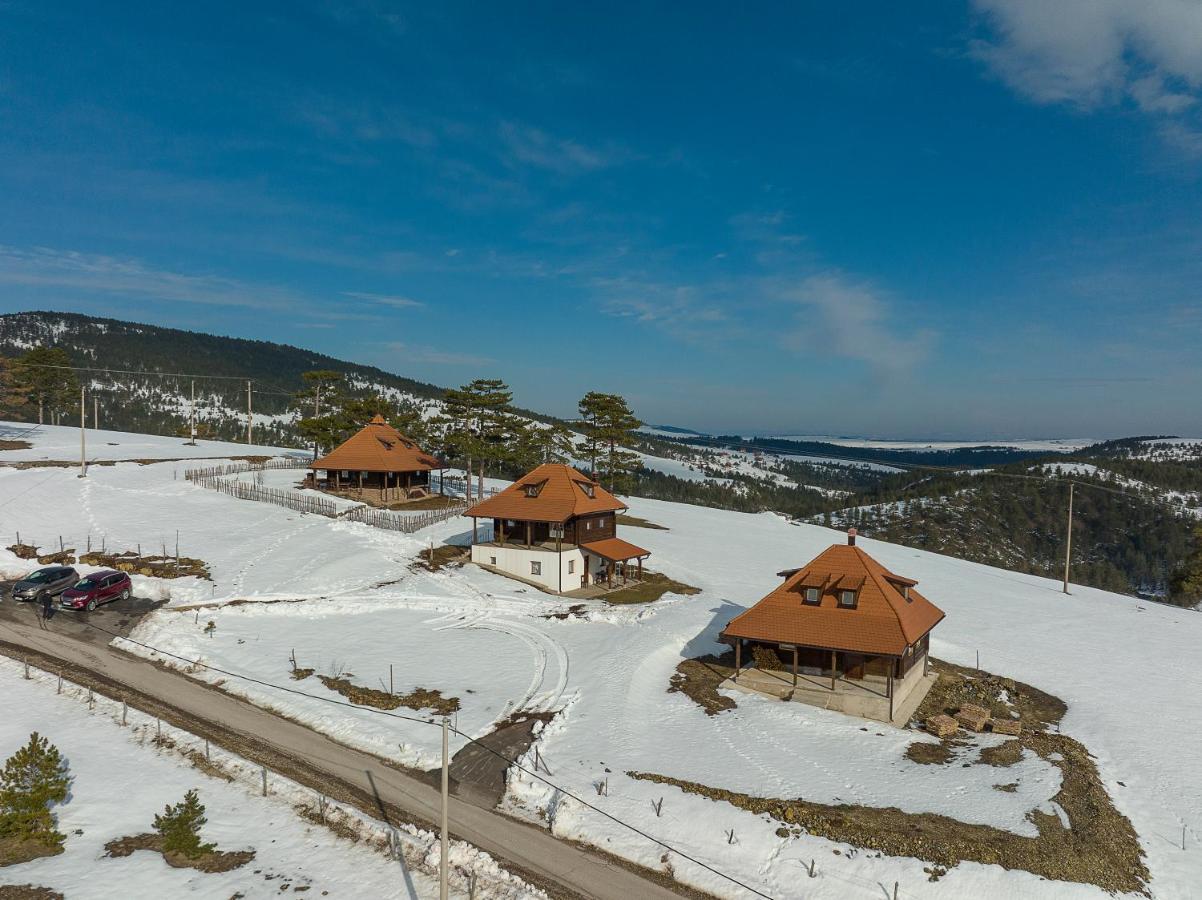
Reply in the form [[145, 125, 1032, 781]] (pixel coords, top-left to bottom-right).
[[312, 379, 322, 461], [187, 379, 197, 445], [440, 717, 450, 900], [1063, 482, 1074, 595], [78, 385, 86, 478], [246, 380, 253, 445]]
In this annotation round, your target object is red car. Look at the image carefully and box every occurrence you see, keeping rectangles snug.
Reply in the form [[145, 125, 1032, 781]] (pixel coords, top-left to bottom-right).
[[59, 570, 133, 612]]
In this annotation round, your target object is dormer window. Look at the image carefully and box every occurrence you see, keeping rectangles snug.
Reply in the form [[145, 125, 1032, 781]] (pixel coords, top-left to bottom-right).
[[838, 589, 857, 608], [901, 585, 911, 601], [803, 586, 821, 605], [523, 480, 547, 498], [578, 481, 595, 498]]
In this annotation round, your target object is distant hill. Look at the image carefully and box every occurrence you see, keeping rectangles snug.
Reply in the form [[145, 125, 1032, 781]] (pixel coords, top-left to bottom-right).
[[0, 311, 449, 444]]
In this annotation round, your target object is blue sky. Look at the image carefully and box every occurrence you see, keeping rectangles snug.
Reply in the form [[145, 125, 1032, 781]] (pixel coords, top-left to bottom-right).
[[1, 2, 1201, 437]]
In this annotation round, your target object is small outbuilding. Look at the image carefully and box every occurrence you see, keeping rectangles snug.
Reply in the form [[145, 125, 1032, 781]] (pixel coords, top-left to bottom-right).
[[720, 528, 944, 724], [307, 415, 443, 504], [463, 463, 650, 594]]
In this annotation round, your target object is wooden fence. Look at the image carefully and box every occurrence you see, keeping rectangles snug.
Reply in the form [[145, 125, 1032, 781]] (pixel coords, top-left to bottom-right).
[[185, 458, 468, 532], [343, 501, 469, 533], [187, 471, 342, 517]]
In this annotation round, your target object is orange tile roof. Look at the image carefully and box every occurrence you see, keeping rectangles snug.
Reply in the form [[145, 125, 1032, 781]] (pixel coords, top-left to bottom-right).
[[581, 536, 651, 561], [310, 415, 442, 474], [722, 543, 944, 656], [464, 463, 626, 523]]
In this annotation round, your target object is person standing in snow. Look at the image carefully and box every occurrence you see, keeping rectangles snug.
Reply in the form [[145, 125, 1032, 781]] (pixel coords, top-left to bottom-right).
[[40, 589, 54, 623]]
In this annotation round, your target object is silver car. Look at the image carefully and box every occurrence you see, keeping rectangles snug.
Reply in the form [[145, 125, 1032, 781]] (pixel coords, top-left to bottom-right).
[[10, 566, 80, 603]]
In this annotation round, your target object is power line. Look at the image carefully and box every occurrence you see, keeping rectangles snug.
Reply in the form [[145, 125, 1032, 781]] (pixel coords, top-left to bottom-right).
[[70, 616, 776, 900], [8, 362, 297, 397]]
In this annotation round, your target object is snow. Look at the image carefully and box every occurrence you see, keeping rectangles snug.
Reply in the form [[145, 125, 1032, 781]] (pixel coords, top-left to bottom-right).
[[770, 435, 1096, 453], [0, 657, 541, 899], [0, 420, 299, 463], [3, 425, 1202, 899]]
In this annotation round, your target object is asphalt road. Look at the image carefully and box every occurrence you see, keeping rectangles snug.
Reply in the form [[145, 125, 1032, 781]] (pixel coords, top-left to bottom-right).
[[0, 597, 697, 900]]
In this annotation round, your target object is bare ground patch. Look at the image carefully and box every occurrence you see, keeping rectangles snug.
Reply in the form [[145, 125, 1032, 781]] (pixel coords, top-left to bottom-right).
[[0, 838, 62, 868], [603, 572, 700, 605], [614, 514, 668, 530], [0, 886, 63, 900], [0, 440, 32, 451], [667, 651, 738, 716], [904, 741, 955, 765], [639, 658, 1148, 895], [306, 672, 461, 716], [978, 740, 1024, 767], [104, 833, 254, 873], [411, 544, 469, 572]]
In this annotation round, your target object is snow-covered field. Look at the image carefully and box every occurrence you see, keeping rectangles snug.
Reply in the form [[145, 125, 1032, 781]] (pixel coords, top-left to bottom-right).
[[0, 420, 298, 463], [0, 657, 538, 899], [3, 424, 1202, 899]]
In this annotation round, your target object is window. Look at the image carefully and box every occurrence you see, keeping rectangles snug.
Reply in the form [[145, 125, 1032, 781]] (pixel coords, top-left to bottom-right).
[[530, 561, 542, 576], [803, 586, 821, 604], [838, 589, 857, 608], [579, 481, 595, 498], [901, 585, 911, 601], [489, 556, 496, 566], [524, 485, 539, 497], [568, 559, 576, 574]]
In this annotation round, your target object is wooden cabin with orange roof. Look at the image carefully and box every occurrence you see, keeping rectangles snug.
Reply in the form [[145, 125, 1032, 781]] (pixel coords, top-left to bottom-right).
[[306, 414, 444, 505], [721, 528, 944, 724], [463, 463, 650, 594]]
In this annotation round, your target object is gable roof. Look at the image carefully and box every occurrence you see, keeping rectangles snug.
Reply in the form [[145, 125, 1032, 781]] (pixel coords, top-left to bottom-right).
[[310, 415, 442, 474], [464, 463, 626, 523], [722, 543, 944, 656]]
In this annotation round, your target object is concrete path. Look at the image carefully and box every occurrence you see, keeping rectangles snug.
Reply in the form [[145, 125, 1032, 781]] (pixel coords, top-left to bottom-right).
[[0, 602, 694, 900]]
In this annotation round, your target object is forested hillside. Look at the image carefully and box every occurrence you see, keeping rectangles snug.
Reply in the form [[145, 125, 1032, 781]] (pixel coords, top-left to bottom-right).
[[0, 311, 446, 444]]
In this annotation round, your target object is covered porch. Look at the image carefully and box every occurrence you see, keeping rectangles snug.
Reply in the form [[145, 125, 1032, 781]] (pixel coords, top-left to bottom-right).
[[307, 468, 440, 505], [722, 637, 935, 726], [580, 537, 650, 588]]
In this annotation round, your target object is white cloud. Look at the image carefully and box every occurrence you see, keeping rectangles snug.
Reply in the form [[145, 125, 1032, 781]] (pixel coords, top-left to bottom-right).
[[0, 245, 302, 312], [340, 291, 424, 309], [780, 273, 936, 375], [497, 121, 630, 174], [972, 0, 1202, 114]]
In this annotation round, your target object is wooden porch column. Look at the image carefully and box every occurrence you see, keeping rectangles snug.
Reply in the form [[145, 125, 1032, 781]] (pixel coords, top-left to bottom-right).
[[888, 666, 895, 721], [637, 557, 643, 579], [525, 521, 531, 549], [472, 517, 477, 544], [792, 646, 799, 687], [734, 640, 741, 681], [499, 520, 506, 545], [830, 650, 837, 691]]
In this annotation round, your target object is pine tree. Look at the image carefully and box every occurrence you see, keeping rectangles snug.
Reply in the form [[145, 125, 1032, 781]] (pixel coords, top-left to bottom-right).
[[1170, 525, 1202, 607], [441, 379, 514, 497], [294, 370, 344, 457], [0, 357, 30, 417], [14, 347, 78, 425], [578, 392, 642, 492], [153, 789, 215, 859], [0, 732, 71, 846]]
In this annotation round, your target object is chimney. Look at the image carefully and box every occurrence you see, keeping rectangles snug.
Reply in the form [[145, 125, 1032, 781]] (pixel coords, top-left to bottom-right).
[[847, 527, 857, 547]]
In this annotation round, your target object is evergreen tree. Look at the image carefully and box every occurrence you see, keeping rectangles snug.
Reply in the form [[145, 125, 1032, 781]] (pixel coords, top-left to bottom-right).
[[0, 357, 30, 417], [14, 347, 78, 425], [153, 789, 215, 859], [0, 732, 71, 847], [294, 370, 344, 457], [441, 379, 514, 497], [578, 391, 642, 492], [1170, 525, 1202, 607]]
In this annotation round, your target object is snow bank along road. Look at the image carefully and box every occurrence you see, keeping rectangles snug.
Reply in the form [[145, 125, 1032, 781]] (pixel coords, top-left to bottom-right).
[[0, 610, 689, 900]]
